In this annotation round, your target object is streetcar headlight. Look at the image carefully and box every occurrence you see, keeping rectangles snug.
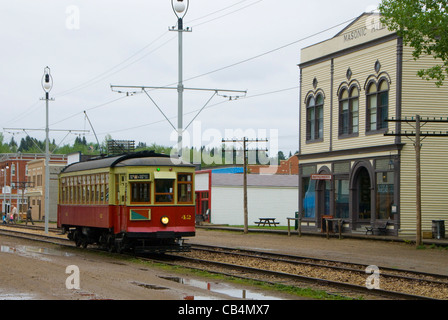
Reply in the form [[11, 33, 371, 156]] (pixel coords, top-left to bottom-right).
[[161, 216, 169, 225]]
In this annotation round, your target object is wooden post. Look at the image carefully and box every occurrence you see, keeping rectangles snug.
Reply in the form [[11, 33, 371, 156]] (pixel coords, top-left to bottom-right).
[[415, 115, 422, 247], [338, 219, 342, 240]]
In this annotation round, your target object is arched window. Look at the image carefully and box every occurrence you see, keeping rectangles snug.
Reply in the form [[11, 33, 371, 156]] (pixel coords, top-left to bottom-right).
[[339, 87, 359, 136], [306, 93, 324, 141], [366, 80, 389, 132]]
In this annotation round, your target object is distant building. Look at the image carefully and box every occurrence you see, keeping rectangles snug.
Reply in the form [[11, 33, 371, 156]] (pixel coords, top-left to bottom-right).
[[26, 159, 66, 221], [298, 13, 448, 237], [249, 154, 298, 175], [0, 153, 67, 219], [209, 174, 298, 226]]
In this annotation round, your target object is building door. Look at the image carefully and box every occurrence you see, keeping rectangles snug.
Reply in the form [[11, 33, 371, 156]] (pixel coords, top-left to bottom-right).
[[316, 178, 331, 230], [355, 167, 371, 221], [195, 191, 210, 223]]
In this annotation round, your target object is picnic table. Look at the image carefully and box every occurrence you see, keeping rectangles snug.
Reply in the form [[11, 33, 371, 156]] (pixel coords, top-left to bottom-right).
[[254, 218, 279, 227]]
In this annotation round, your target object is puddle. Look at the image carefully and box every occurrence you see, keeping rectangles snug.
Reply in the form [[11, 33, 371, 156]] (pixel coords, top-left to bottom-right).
[[0, 244, 74, 261], [160, 276, 283, 300], [132, 281, 168, 291], [0, 289, 35, 300]]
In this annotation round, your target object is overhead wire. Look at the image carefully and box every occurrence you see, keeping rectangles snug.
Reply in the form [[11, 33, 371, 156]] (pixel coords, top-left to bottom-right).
[[53, 0, 262, 99], [182, 15, 359, 84], [8, 7, 360, 148], [97, 84, 299, 136], [53, 31, 173, 98]]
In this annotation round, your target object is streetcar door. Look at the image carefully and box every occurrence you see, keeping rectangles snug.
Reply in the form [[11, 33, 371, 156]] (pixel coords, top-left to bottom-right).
[[115, 174, 127, 232]]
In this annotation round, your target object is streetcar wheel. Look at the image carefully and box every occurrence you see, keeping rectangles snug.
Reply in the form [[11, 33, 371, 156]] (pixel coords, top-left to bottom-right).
[[107, 235, 115, 253], [74, 230, 82, 247]]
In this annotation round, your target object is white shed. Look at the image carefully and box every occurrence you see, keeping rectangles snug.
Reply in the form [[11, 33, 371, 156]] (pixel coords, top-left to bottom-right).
[[210, 174, 298, 226]]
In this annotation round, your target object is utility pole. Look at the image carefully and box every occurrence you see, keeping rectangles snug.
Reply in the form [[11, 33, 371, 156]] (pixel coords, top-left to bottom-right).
[[385, 115, 448, 247], [222, 138, 268, 234], [111, 1, 246, 159], [43, 67, 53, 234], [5, 67, 88, 233], [415, 115, 422, 248]]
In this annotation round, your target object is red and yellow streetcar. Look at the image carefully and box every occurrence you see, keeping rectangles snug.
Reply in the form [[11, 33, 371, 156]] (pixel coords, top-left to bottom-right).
[[57, 151, 195, 253]]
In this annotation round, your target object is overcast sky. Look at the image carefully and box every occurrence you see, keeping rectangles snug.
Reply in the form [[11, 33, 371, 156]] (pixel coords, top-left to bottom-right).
[[0, 0, 381, 157]]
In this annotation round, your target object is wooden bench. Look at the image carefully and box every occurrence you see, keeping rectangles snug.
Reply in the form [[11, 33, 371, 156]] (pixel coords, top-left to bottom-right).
[[254, 218, 279, 227], [365, 221, 389, 235]]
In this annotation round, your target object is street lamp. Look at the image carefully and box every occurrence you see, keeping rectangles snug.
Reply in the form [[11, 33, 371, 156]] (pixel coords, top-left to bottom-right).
[[41, 66, 53, 234], [170, 0, 190, 158]]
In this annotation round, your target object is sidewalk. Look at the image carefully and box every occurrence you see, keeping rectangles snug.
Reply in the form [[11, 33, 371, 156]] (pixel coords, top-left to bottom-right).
[[196, 224, 448, 247]]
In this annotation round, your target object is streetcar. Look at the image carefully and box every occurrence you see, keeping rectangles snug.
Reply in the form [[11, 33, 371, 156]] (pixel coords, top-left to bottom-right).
[[57, 151, 196, 253]]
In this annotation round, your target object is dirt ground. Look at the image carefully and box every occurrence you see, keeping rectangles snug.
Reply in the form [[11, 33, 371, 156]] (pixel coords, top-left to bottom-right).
[[0, 228, 447, 300], [0, 232, 298, 301]]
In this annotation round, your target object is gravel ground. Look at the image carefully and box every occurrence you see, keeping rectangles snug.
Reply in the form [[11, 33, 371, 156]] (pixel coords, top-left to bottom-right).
[[191, 228, 448, 276], [1, 226, 447, 301]]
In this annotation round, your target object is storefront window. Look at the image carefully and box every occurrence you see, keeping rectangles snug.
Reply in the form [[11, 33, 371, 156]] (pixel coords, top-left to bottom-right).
[[376, 172, 394, 219], [302, 177, 316, 218], [335, 179, 349, 218]]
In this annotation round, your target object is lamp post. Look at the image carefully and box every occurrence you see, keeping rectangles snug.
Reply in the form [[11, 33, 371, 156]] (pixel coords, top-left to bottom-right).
[[170, 0, 190, 158], [42, 66, 53, 234]]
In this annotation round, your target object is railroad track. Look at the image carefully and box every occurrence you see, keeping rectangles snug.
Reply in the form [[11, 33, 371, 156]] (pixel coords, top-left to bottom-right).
[[163, 244, 446, 300], [1, 224, 446, 300]]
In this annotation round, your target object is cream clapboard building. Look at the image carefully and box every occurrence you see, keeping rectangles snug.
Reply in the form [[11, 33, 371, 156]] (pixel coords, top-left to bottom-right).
[[298, 13, 448, 237]]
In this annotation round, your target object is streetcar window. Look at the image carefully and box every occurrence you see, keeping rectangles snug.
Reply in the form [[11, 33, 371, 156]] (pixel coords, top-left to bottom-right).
[[155, 179, 174, 203], [178, 173, 193, 204], [130, 182, 151, 204]]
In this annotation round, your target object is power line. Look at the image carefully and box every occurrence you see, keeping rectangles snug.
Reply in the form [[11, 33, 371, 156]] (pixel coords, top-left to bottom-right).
[[182, 15, 358, 84], [53, 32, 174, 98], [49, 95, 130, 128], [189, 0, 263, 28], [52, 1, 263, 99]]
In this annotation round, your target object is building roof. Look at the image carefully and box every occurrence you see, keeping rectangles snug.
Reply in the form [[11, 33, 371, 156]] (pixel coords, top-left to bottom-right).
[[212, 167, 244, 174], [212, 173, 298, 188]]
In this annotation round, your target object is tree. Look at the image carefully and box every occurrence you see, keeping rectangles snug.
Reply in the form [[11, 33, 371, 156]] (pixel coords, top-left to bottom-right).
[[379, 0, 448, 86]]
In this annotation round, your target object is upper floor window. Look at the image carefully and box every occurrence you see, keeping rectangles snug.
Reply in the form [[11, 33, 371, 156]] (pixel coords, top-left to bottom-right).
[[366, 80, 389, 132], [339, 87, 359, 136], [306, 94, 324, 141]]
